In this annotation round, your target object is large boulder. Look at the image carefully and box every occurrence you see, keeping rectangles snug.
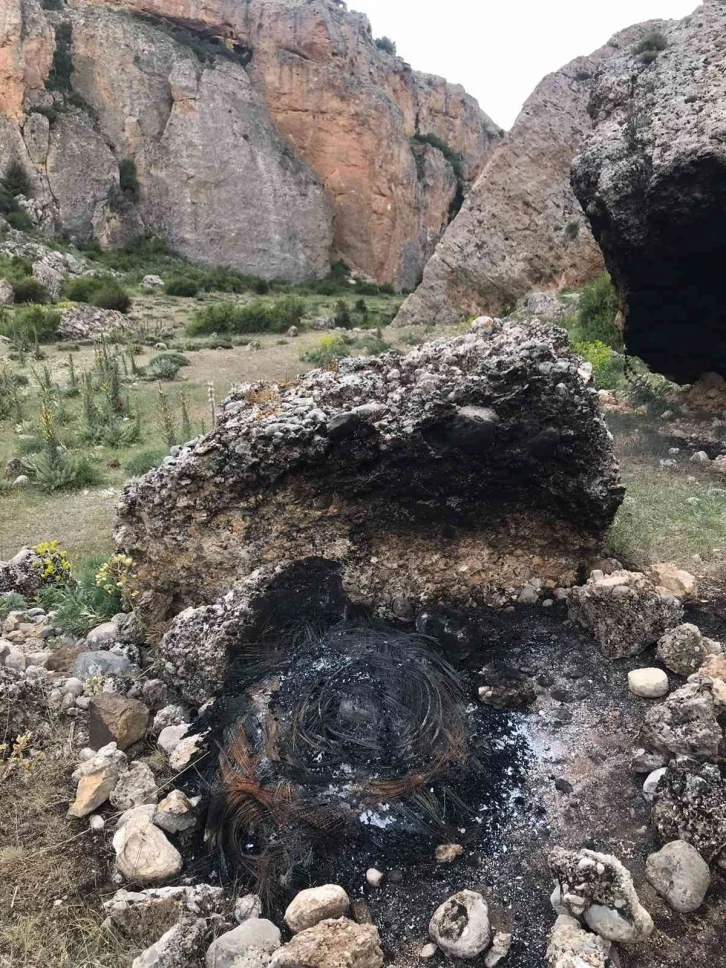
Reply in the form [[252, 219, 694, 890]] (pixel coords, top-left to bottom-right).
[[639, 676, 725, 761], [269, 919, 383, 968], [103, 884, 225, 945], [645, 840, 711, 913], [572, 3, 726, 382], [116, 322, 624, 653], [58, 304, 134, 341]]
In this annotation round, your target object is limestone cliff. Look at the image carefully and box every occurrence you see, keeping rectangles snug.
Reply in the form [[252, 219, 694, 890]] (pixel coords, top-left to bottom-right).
[[393, 29, 656, 328], [0, 0, 500, 287], [572, 1, 726, 383]]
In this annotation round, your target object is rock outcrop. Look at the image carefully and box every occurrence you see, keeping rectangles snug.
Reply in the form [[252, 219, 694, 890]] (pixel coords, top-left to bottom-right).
[[391, 29, 654, 327], [572, 2, 726, 382], [1, 0, 500, 288], [115, 320, 623, 636]]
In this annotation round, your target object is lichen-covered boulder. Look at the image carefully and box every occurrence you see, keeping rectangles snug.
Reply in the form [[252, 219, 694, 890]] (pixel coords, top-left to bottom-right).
[[116, 322, 623, 633], [568, 569, 683, 659], [572, 3, 726, 382], [652, 757, 726, 869], [657, 624, 723, 677], [549, 847, 653, 944]]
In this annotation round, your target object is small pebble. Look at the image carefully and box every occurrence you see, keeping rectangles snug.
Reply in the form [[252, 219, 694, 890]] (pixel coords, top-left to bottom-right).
[[420, 943, 438, 959], [366, 868, 384, 887]]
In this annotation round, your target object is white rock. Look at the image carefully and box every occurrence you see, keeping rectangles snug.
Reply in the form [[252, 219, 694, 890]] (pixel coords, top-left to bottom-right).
[[89, 814, 105, 831], [429, 890, 491, 959], [152, 704, 190, 735], [484, 931, 512, 968], [643, 767, 667, 802], [365, 868, 384, 888], [4, 649, 26, 672], [110, 761, 159, 811], [284, 885, 350, 933], [154, 789, 196, 834], [645, 840, 711, 913], [419, 943, 438, 958], [690, 451, 710, 464], [205, 919, 281, 968], [68, 742, 127, 818], [627, 668, 669, 698], [113, 808, 183, 884], [169, 733, 206, 770], [158, 723, 190, 755], [86, 621, 119, 649], [62, 676, 84, 698], [234, 894, 263, 924]]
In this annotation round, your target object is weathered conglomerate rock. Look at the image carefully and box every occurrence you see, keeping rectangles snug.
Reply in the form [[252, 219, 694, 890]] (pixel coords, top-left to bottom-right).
[[1, 0, 499, 287], [393, 25, 655, 328], [546, 914, 614, 968], [651, 757, 726, 869], [116, 322, 624, 642], [639, 676, 725, 761], [549, 847, 653, 944], [572, 2, 726, 382], [568, 569, 683, 659]]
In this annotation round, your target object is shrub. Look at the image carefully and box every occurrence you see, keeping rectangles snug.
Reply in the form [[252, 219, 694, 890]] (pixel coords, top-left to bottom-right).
[[148, 352, 189, 380], [188, 296, 305, 335], [301, 334, 350, 364], [574, 274, 622, 349], [12, 277, 49, 305], [0, 255, 32, 283], [64, 276, 132, 314], [573, 340, 624, 390], [375, 36, 397, 55], [5, 211, 32, 231], [165, 275, 199, 297], [125, 446, 168, 477], [334, 300, 352, 328], [413, 132, 464, 183], [118, 158, 139, 203], [22, 448, 101, 492], [37, 554, 125, 634], [47, 21, 73, 93], [0, 305, 61, 342], [2, 161, 31, 198], [0, 592, 27, 620], [634, 30, 668, 55]]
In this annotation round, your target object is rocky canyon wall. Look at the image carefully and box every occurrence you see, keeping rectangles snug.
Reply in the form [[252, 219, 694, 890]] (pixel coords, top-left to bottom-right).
[[393, 25, 661, 328], [0, 0, 501, 288]]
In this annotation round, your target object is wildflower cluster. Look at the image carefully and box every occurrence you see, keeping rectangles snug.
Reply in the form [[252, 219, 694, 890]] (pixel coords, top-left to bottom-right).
[[32, 540, 72, 584], [95, 553, 134, 598]]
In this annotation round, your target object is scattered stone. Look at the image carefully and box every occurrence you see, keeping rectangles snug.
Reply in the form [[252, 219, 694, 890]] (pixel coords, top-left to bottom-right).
[[234, 894, 263, 924], [158, 723, 190, 755], [89, 814, 105, 831], [4, 648, 25, 673], [643, 768, 667, 803], [132, 916, 208, 968], [68, 742, 127, 818], [429, 890, 491, 959], [690, 451, 710, 464], [484, 931, 512, 968], [656, 624, 722, 677], [631, 748, 668, 775], [365, 868, 384, 887], [73, 650, 135, 679], [104, 884, 225, 944], [698, 652, 726, 680], [270, 919, 383, 968], [284, 885, 350, 933], [645, 840, 711, 913], [46, 644, 87, 674], [569, 570, 682, 659], [419, 942, 438, 959], [62, 676, 84, 698], [435, 843, 464, 864], [86, 620, 120, 649], [113, 807, 183, 884], [110, 761, 159, 811], [628, 668, 669, 699], [89, 692, 150, 750], [142, 679, 169, 710], [286, 325, 299, 337], [647, 564, 698, 601], [205, 919, 281, 968], [652, 757, 726, 867], [640, 677, 724, 761], [0, 279, 14, 304], [477, 666, 537, 710], [154, 790, 196, 834], [169, 732, 206, 771], [549, 846, 653, 943], [546, 914, 612, 968]]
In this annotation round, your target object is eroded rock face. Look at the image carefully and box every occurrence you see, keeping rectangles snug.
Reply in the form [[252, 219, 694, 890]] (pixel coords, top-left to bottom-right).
[[546, 914, 613, 968], [639, 676, 725, 761], [572, 3, 726, 382], [652, 757, 726, 867], [116, 322, 623, 645], [2, 0, 499, 287], [392, 28, 657, 327]]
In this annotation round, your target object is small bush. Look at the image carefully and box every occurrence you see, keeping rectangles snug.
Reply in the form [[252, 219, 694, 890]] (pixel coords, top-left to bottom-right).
[[634, 30, 668, 55], [637, 50, 660, 66], [413, 132, 464, 183], [2, 161, 31, 198], [148, 352, 189, 380], [12, 277, 49, 305], [574, 274, 622, 349], [573, 340, 624, 390], [5, 211, 32, 231], [118, 158, 139, 203], [125, 446, 168, 477], [334, 300, 352, 328], [375, 36, 397, 55], [165, 275, 199, 297], [301, 334, 350, 364], [188, 296, 305, 335], [64, 276, 132, 314], [0, 305, 61, 342], [0, 592, 27, 620], [47, 21, 73, 93], [37, 554, 124, 634], [22, 449, 101, 492]]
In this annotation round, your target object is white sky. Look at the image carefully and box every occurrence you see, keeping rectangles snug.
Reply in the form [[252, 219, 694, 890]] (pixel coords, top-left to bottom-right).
[[350, 0, 701, 128]]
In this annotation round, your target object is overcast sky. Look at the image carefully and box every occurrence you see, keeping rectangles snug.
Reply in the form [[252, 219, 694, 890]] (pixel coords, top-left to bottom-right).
[[350, 0, 700, 128]]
